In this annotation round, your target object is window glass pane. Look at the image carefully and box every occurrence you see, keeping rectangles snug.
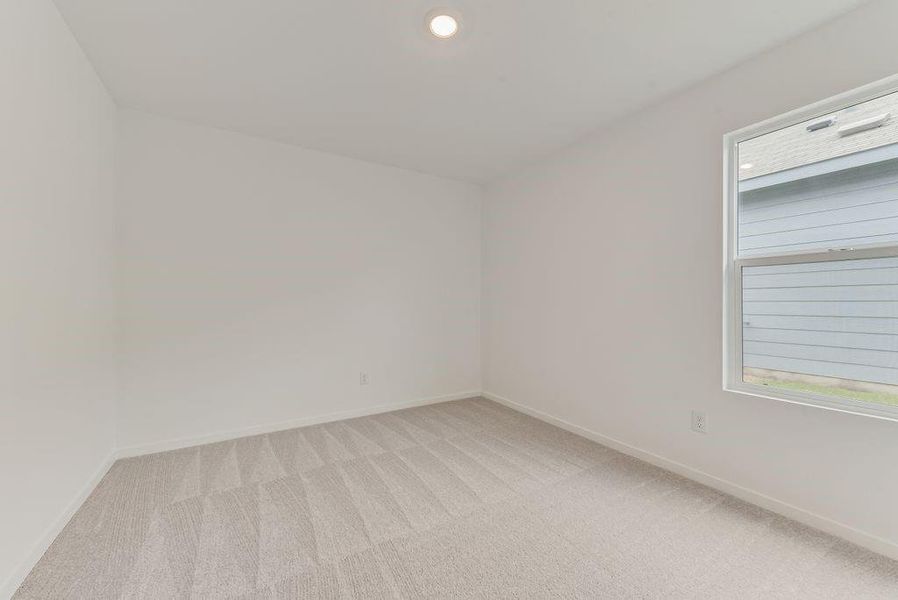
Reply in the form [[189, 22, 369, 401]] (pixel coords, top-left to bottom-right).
[[742, 256, 898, 408], [737, 90, 898, 257]]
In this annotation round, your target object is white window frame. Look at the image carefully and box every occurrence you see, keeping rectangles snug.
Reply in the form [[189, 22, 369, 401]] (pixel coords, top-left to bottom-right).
[[723, 74, 898, 422]]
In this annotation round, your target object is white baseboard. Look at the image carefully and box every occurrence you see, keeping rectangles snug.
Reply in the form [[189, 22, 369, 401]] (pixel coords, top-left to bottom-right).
[[0, 452, 117, 600], [482, 390, 898, 561], [115, 390, 481, 459]]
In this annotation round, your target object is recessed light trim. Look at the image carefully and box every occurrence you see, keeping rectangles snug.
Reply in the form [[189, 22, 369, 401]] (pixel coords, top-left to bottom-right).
[[428, 14, 459, 38], [740, 163, 754, 170]]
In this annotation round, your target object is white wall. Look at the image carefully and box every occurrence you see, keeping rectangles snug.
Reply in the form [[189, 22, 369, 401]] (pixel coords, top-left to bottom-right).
[[482, 0, 898, 551], [0, 0, 118, 592], [5, 0, 897, 590], [116, 110, 481, 450]]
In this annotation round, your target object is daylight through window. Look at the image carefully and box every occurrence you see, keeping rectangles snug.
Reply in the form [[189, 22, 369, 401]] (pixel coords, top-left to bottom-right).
[[725, 83, 898, 418]]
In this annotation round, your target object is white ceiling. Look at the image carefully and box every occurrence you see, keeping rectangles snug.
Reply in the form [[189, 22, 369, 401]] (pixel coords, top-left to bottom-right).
[[53, 0, 868, 183]]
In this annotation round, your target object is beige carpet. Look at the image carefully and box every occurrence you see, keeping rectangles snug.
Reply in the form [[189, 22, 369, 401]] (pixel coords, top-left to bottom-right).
[[14, 397, 898, 599]]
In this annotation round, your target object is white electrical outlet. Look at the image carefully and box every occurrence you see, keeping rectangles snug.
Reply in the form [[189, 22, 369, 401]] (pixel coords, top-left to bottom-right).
[[691, 410, 708, 434], [359, 372, 369, 386]]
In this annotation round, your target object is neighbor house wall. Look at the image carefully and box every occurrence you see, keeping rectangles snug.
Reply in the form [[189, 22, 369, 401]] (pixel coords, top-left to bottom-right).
[[115, 110, 482, 451], [482, 0, 898, 551], [739, 159, 898, 388], [0, 0, 118, 593]]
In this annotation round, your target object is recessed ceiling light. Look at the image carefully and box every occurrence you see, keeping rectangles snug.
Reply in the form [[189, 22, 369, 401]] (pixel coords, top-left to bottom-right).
[[740, 163, 754, 170], [429, 14, 459, 38]]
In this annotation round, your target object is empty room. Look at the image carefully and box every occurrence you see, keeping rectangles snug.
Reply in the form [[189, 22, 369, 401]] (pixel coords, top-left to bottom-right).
[[4, 0, 898, 598]]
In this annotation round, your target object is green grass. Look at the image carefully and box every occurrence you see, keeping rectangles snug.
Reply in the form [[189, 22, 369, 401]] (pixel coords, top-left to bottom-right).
[[745, 377, 898, 408]]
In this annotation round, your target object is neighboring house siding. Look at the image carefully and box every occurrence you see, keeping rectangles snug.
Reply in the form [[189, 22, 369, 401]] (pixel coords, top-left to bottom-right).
[[742, 258, 898, 386], [739, 159, 898, 385], [739, 158, 898, 256]]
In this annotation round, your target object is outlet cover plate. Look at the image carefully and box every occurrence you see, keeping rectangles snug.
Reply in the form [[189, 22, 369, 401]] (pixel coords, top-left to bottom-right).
[[691, 410, 708, 434]]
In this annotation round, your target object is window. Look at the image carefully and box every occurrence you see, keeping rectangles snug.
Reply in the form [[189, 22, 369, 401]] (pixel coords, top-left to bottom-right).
[[724, 77, 898, 420]]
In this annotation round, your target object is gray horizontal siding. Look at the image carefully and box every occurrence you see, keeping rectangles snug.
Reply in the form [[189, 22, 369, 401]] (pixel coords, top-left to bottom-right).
[[743, 285, 898, 302], [743, 328, 898, 352], [744, 341, 896, 369], [739, 218, 898, 254], [741, 166, 898, 221], [743, 258, 898, 385], [744, 301, 897, 318], [743, 256, 898, 273], [741, 199, 898, 237], [744, 267, 898, 287], [738, 158, 898, 256], [741, 315, 898, 335]]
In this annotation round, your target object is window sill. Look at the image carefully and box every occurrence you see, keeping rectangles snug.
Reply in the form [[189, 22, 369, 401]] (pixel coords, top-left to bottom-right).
[[724, 381, 898, 422]]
